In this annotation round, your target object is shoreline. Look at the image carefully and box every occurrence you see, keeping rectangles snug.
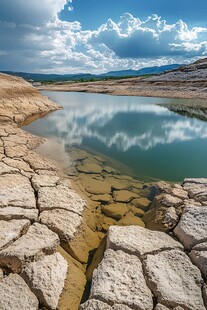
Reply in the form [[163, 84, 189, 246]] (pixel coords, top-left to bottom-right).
[[37, 77, 207, 103], [0, 73, 207, 310]]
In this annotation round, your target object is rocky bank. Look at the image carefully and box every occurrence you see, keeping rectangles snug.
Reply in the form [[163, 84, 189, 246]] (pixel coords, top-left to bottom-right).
[[0, 72, 207, 310], [38, 58, 207, 101]]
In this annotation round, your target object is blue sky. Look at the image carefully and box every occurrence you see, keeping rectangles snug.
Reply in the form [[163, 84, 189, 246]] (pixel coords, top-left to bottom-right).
[[0, 0, 207, 73]]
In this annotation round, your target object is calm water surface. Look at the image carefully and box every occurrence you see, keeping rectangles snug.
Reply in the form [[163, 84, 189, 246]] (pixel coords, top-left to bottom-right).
[[25, 91, 207, 182]]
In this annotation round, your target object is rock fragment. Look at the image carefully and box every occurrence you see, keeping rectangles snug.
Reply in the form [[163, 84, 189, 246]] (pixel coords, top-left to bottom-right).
[[174, 206, 207, 250], [107, 226, 183, 258], [40, 209, 82, 241], [90, 249, 153, 310], [0, 219, 30, 250], [0, 174, 36, 209], [0, 274, 39, 310], [31, 174, 59, 191], [0, 223, 59, 272], [144, 249, 205, 310], [22, 253, 67, 310], [101, 203, 128, 220], [113, 190, 138, 202], [190, 249, 207, 280], [0, 207, 38, 221], [38, 184, 85, 215]]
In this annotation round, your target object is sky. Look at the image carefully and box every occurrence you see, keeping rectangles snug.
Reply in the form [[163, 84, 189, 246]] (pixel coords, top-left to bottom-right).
[[0, 0, 207, 74]]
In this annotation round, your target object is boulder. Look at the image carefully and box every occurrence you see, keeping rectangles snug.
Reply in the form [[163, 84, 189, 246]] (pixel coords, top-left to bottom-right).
[[162, 207, 179, 229], [160, 194, 183, 208], [155, 305, 170, 310], [0, 219, 30, 250], [174, 206, 207, 250], [38, 184, 85, 215], [40, 209, 82, 241], [107, 225, 183, 258], [144, 249, 205, 310], [90, 249, 153, 310], [22, 253, 67, 310], [0, 223, 59, 272], [101, 203, 128, 220], [0, 274, 39, 310], [0, 207, 38, 221], [190, 249, 207, 280], [79, 300, 112, 310], [113, 190, 138, 202], [79, 300, 131, 310], [0, 174, 36, 209]]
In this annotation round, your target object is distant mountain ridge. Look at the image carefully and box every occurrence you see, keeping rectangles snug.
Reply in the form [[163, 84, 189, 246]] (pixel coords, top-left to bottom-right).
[[1, 64, 181, 82]]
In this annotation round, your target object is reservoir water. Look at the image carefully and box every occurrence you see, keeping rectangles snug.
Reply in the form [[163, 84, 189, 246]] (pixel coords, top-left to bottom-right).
[[25, 91, 207, 182]]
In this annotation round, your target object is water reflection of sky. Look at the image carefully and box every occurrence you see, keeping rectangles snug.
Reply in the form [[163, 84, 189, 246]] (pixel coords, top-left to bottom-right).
[[28, 91, 207, 151], [25, 91, 207, 181]]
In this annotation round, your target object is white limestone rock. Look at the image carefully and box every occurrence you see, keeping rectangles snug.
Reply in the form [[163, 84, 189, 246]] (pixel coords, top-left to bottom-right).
[[40, 209, 82, 241], [174, 206, 207, 250], [160, 194, 183, 208], [31, 174, 59, 191], [190, 249, 207, 280], [38, 184, 85, 215], [0, 219, 30, 250], [155, 305, 170, 310], [0, 174, 36, 209], [90, 249, 153, 310], [79, 300, 112, 310], [0, 223, 59, 272], [0, 207, 38, 221], [23, 152, 57, 171], [0, 274, 39, 310], [107, 226, 183, 258], [22, 252, 67, 310], [79, 300, 132, 310], [0, 162, 19, 175], [144, 249, 205, 310]]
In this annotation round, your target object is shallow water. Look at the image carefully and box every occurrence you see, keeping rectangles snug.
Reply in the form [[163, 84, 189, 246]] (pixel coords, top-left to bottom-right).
[[24, 91, 207, 182]]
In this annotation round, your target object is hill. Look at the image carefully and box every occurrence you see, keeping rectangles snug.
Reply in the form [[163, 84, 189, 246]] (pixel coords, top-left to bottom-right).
[[0, 64, 181, 82]]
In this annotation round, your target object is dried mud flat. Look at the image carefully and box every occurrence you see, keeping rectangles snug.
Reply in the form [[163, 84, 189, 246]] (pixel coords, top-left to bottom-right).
[[0, 72, 207, 310]]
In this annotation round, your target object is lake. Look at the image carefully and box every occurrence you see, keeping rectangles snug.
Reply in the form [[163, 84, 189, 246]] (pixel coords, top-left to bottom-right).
[[24, 91, 207, 182]]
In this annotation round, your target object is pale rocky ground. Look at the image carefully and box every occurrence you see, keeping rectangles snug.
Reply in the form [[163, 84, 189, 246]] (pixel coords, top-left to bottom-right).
[[0, 74, 89, 310], [1, 72, 207, 310], [38, 58, 207, 102], [80, 178, 207, 310]]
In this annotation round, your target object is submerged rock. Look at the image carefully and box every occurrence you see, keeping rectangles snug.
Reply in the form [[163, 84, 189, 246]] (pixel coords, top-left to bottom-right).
[[113, 190, 138, 202], [101, 203, 128, 220]]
